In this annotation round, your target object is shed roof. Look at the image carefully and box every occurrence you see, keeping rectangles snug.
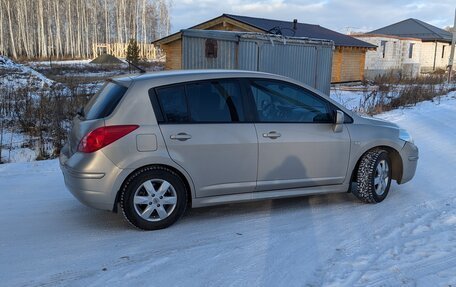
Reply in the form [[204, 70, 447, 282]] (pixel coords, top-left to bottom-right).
[[180, 29, 334, 46], [154, 14, 376, 49], [368, 18, 452, 42], [224, 14, 376, 48]]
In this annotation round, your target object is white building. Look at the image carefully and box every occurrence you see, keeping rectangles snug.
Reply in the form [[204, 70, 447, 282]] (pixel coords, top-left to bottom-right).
[[354, 18, 455, 79], [353, 34, 421, 79]]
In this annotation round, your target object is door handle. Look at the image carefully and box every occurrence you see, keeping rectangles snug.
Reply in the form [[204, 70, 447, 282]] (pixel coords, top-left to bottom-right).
[[262, 131, 281, 139], [170, 133, 192, 141]]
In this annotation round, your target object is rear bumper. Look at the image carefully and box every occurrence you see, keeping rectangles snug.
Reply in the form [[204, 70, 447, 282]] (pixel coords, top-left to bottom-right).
[[59, 145, 122, 211], [398, 141, 419, 184]]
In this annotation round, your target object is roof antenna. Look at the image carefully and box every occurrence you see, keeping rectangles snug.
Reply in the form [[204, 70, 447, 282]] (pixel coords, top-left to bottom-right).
[[125, 59, 146, 74], [293, 19, 298, 30]]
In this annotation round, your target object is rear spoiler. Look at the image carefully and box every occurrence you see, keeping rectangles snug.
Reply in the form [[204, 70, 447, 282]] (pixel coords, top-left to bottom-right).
[[107, 78, 132, 88]]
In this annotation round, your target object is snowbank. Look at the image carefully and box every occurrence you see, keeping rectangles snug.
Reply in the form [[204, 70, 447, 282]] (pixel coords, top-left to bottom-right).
[[0, 55, 54, 89], [0, 55, 70, 99]]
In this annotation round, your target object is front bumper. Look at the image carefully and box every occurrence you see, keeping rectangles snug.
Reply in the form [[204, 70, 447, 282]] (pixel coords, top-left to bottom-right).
[[59, 145, 123, 211], [398, 141, 419, 184]]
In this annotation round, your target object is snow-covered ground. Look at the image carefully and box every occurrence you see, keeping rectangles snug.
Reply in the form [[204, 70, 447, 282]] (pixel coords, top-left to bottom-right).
[[0, 56, 163, 163], [28, 59, 94, 66], [1, 94, 456, 286], [330, 86, 366, 111], [0, 56, 71, 99], [0, 131, 38, 163]]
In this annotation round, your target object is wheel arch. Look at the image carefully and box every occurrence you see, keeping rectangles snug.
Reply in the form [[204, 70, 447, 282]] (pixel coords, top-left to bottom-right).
[[113, 163, 194, 212], [350, 145, 403, 185]]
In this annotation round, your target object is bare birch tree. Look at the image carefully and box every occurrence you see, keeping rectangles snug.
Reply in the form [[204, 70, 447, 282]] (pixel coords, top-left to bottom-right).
[[0, 0, 171, 59]]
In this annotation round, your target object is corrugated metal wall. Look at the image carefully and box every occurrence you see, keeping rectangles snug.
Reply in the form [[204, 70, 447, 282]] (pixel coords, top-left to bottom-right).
[[182, 30, 333, 95], [315, 46, 333, 93], [182, 36, 238, 69], [258, 44, 317, 88], [238, 41, 258, 71]]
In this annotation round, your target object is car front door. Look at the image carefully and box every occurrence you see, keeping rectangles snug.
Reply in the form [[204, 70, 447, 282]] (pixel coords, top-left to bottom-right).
[[154, 79, 258, 198], [247, 79, 351, 191]]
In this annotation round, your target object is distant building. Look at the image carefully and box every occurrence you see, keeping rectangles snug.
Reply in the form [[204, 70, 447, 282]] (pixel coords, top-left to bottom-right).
[[153, 14, 376, 83], [353, 34, 421, 78], [359, 18, 455, 76]]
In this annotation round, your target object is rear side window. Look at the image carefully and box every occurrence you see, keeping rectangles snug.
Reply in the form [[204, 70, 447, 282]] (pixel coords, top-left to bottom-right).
[[84, 82, 128, 120], [186, 80, 245, 122], [155, 79, 245, 123], [156, 85, 188, 123]]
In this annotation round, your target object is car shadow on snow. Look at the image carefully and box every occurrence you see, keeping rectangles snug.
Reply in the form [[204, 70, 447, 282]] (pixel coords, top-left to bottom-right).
[[62, 204, 129, 231], [65, 191, 358, 231], [179, 155, 360, 228], [67, 183, 408, 231], [180, 192, 358, 226]]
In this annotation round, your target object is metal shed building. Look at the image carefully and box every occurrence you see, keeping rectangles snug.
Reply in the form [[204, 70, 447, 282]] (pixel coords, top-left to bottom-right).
[[153, 14, 376, 84], [179, 29, 334, 94]]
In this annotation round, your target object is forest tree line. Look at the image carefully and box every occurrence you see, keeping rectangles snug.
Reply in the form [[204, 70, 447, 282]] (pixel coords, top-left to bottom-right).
[[0, 0, 171, 59]]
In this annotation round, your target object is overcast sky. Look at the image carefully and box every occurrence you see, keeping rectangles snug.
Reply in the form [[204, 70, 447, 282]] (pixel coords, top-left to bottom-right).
[[170, 0, 455, 34]]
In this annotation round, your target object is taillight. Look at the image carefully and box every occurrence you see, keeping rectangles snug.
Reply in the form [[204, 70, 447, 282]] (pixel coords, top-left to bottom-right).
[[78, 125, 139, 153]]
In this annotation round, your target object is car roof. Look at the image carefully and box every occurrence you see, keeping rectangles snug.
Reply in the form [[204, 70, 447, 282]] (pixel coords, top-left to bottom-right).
[[111, 69, 287, 85]]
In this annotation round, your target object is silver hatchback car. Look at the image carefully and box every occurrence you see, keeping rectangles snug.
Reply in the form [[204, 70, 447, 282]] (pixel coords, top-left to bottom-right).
[[60, 70, 418, 230]]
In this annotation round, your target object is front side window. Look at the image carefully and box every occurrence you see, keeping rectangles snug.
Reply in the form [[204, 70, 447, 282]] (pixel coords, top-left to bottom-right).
[[249, 79, 332, 123], [409, 43, 414, 59], [155, 79, 245, 123]]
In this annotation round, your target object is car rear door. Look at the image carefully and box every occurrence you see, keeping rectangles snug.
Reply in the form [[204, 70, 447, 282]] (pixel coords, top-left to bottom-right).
[[246, 79, 351, 191], [154, 79, 258, 198]]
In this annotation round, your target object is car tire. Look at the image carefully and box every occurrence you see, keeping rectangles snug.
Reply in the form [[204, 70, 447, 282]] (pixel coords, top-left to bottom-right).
[[120, 166, 187, 230], [353, 149, 392, 203]]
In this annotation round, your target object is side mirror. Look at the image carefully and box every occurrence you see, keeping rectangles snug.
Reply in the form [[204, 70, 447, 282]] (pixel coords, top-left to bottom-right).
[[333, 110, 344, 133]]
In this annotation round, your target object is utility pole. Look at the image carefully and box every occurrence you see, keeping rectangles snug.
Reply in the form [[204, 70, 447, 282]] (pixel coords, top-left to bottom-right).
[[448, 8, 456, 83]]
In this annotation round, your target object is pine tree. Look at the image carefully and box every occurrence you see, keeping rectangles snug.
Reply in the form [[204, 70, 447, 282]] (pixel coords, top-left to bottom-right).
[[126, 38, 140, 64]]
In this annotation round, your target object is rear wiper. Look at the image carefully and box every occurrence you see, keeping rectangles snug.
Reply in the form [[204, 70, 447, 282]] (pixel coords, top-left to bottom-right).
[[76, 107, 85, 119]]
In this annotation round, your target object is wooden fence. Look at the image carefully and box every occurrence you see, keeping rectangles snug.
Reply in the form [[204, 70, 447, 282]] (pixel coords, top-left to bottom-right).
[[92, 43, 163, 60]]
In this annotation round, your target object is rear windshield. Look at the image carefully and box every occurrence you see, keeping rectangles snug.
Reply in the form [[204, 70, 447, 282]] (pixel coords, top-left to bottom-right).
[[84, 82, 128, 120]]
